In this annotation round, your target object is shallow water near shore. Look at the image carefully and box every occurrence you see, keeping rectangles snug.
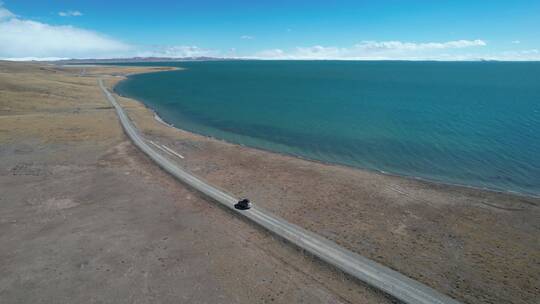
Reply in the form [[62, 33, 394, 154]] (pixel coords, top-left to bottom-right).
[[114, 61, 540, 196]]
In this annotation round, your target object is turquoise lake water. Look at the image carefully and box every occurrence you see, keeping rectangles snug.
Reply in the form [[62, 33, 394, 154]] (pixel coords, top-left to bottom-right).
[[114, 61, 540, 196]]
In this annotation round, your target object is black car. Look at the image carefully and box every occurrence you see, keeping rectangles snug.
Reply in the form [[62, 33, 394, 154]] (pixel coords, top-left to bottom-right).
[[234, 198, 251, 210]]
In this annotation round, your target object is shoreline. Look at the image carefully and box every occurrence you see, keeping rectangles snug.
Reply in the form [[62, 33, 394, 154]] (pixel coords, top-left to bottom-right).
[[104, 65, 539, 304], [1, 61, 392, 304], [4, 61, 536, 304], [152, 107, 540, 199], [102, 78, 460, 304], [113, 73, 539, 200]]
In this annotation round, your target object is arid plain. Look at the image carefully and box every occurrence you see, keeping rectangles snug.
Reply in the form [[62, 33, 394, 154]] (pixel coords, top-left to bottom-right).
[[0, 62, 394, 304], [1, 61, 538, 304]]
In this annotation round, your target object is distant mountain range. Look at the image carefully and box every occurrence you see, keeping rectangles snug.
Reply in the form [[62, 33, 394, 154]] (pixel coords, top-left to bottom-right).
[[54, 57, 239, 64]]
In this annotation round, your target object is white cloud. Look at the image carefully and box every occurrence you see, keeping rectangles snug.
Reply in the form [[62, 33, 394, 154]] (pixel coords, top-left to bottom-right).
[[136, 45, 219, 58], [0, 4, 130, 59], [252, 40, 488, 60], [355, 39, 486, 51], [0, 3, 222, 60], [511, 40, 521, 44], [254, 49, 286, 59], [0, 3, 537, 62], [494, 49, 540, 61], [0, 4, 14, 20], [240, 35, 254, 40], [294, 45, 345, 59], [59, 10, 83, 17]]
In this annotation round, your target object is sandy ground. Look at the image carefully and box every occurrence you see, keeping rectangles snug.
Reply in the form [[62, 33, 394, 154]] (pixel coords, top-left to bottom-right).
[[0, 61, 393, 303], [104, 67, 539, 304]]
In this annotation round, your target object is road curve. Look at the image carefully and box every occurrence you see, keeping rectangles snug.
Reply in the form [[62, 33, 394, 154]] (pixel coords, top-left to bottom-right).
[[99, 78, 461, 304]]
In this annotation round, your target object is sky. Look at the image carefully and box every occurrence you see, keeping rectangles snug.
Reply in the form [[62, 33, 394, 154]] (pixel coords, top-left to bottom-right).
[[1, 0, 539, 60]]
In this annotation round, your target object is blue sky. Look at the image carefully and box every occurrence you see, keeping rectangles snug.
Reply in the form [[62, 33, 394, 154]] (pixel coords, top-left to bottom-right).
[[1, 0, 539, 60]]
